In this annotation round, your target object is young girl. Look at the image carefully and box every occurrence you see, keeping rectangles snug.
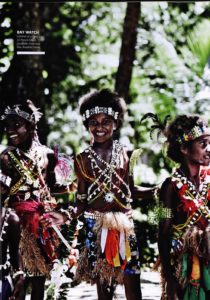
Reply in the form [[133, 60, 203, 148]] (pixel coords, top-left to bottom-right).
[[156, 115, 210, 299], [45, 89, 157, 300], [0, 101, 74, 299]]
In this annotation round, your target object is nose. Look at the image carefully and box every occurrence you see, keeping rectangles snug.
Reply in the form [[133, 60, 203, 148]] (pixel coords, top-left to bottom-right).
[[96, 124, 104, 130], [206, 144, 210, 152], [5, 125, 18, 137], [6, 126, 16, 134]]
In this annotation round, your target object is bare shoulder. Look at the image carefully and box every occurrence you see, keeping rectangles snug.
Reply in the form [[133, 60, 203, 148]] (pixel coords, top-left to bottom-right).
[[0, 150, 10, 164], [119, 144, 129, 162], [160, 177, 177, 209], [160, 177, 173, 193], [74, 149, 89, 176], [1, 146, 15, 159], [75, 149, 90, 164], [0, 147, 16, 172], [8, 210, 20, 226]]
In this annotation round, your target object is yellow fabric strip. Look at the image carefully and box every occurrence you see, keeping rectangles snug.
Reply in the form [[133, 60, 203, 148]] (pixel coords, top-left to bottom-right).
[[125, 239, 131, 261], [113, 252, 121, 267], [191, 255, 200, 280]]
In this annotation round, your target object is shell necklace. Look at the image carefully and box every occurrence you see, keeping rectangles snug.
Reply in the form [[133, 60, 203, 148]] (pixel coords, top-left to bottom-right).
[[86, 140, 131, 204]]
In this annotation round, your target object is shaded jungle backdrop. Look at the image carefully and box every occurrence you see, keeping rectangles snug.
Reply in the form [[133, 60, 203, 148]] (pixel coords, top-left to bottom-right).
[[1, 1, 210, 269]]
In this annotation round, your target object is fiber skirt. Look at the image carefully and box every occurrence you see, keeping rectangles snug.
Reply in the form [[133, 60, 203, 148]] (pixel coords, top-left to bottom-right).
[[75, 211, 141, 285]]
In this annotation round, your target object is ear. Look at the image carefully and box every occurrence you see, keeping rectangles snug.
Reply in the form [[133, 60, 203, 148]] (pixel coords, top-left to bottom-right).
[[113, 120, 118, 131], [180, 144, 189, 155], [28, 123, 35, 135]]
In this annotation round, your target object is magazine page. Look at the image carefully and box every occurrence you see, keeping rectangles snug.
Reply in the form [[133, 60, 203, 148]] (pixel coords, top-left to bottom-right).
[[1, 2, 210, 299]]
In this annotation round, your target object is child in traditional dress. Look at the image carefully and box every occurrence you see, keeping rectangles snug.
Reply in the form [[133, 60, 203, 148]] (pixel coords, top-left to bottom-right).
[[0, 172, 24, 300], [0, 101, 74, 300], [45, 89, 157, 300], [156, 115, 210, 299]]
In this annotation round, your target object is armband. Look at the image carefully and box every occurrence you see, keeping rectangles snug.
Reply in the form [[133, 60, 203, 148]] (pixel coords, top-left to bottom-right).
[[13, 270, 25, 280], [0, 171, 11, 188], [153, 187, 160, 201]]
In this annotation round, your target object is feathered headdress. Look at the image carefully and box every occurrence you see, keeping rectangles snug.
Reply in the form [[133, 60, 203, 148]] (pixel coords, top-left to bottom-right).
[[1, 99, 42, 124], [26, 99, 43, 123], [140, 113, 171, 140]]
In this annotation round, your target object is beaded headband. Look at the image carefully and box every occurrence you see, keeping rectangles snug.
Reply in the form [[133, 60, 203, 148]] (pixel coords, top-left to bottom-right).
[[82, 106, 119, 121], [1, 105, 42, 124], [0, 171, 11, 188], [176, 125, 210, 144]]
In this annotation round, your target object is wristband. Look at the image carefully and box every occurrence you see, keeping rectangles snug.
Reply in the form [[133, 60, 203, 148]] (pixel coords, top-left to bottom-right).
[[13, 270, 25, 280], [153, 187, 160, 201], [76, 193, 87, 203], [59, 207, 74, 224]]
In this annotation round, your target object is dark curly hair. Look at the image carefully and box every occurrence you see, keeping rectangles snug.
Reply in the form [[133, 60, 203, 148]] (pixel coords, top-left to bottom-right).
[[79, 89, 127, 129], [165, 115, 208, 163]]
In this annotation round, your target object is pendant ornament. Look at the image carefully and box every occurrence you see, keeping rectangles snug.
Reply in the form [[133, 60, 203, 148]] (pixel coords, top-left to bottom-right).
[[104, 192, 114, 203]]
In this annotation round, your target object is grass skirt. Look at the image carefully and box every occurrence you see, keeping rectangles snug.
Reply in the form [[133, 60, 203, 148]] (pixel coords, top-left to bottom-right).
[[20, 228, 51, 277], [160, 226, 210, 300], [75, 211, 141, 285]]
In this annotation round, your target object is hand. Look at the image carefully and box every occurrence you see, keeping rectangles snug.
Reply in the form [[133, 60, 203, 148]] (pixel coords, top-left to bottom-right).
[[9, 276, 25, 300], [40, 212, 67, 227], [68, 180, 77, 192], [125, 209, 133, 220]]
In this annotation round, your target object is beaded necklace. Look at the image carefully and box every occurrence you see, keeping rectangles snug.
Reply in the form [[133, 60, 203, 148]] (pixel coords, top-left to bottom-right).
[[9, 150, 37, 183], [172, 169, 210, 234], [0, 207, 12, 241], [9, 149, 40, 199], [85, 140, 131, 206], [0, 208, 12, 271], [9, 148, 54, 204]]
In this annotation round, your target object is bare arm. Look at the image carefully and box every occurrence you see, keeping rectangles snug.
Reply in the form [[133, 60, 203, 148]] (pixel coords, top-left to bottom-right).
[[158, 179, 182, 299], [129, 172, 157, 201], [0, 151, 14, 200], [8, 212, 25, 300], [127, 149, 158, 201], [51, 180, 77, 194], [8, 212, 22, 270], [71, 154, 88, 217], [131, 184, 157, 201]]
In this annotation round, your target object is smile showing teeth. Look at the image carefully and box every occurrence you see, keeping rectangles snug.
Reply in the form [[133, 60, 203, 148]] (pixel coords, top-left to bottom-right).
[[10, 134, 18, 138], [96, 132, 105, 136]]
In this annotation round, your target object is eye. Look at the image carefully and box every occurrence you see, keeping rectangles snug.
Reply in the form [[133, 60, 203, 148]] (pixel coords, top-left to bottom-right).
[[88, 120, 98, 127], [102, 119, 113, 126], [199, 140, 207, 148]]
